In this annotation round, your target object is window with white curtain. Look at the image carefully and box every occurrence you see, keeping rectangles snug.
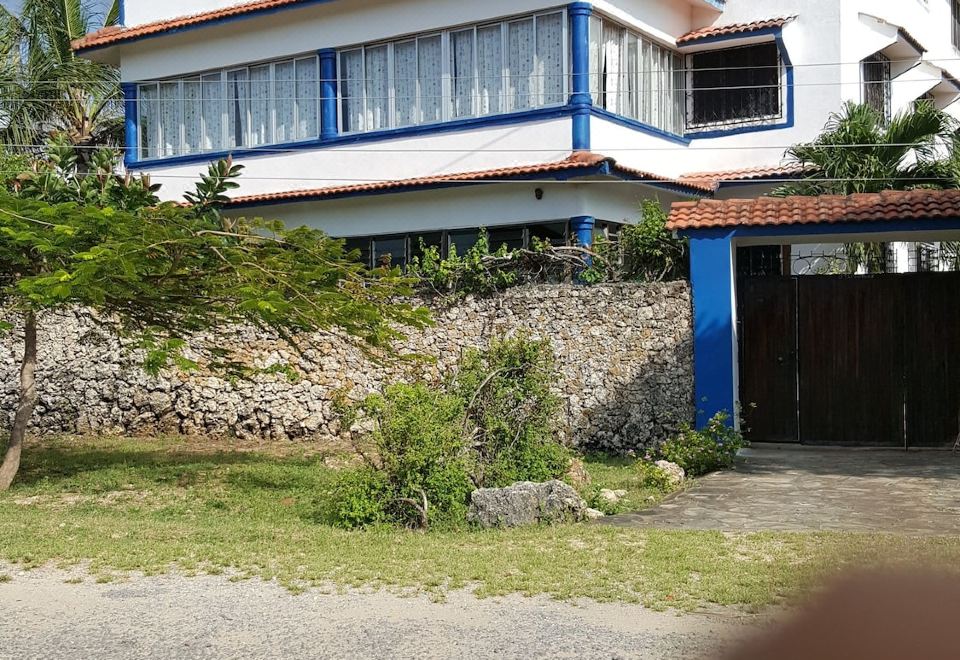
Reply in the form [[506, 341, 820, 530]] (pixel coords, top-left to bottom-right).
[[338, 10, 567, 134], [137, 54, 320, 160], [589, 15, 685, 135]]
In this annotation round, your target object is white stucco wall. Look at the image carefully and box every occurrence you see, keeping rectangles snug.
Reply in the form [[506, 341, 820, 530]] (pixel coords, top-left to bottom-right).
[[141, 118, 573, 201], [222, 179, 682, 237]]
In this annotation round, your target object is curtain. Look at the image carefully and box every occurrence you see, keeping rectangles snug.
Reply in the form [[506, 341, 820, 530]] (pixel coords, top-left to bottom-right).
[[340, 50, 364, 132], [249, 64, 271, 146], [274, 60, 295, 143], [365, 46, 389, 130], [451, 29, 474, 118], [394, 40, 418, 127], [201, 73, 223, 152], [227, 70, 249, 148], [418, 35, 443, 123], [536, 13, 564, 106], [589, 16, 602, 104], [601, 24, 623, 113], [477, 25, 502, 116], [626, 34, 639, 120], [296, 57, 319, 139], [508, 19, 534, 111], [138, 84, 158, 159], [183, 78, 202, 154], [159, 82, 180, 157]]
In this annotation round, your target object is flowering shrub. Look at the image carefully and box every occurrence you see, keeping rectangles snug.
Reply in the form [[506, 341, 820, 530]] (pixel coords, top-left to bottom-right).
[[657, 412, 747, 477]]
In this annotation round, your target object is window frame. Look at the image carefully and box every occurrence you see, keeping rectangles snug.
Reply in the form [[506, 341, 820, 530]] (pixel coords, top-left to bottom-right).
[[862, 51, 892, 122], [686, 41, 786, 131], [336, 9, 569, 136], [953, 0, 960, 51], [136, 53, 321, 162], [588, 13, 685, 136]]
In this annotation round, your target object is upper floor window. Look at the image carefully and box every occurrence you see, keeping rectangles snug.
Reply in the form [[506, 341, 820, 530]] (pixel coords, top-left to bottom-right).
[[338, 11, 567, 134], [589, 16, 684, 135], [688, 43, 782, 129], [137, 55, 319, 160], [862, 52, 892, 121], [953, 0, 960, 49]]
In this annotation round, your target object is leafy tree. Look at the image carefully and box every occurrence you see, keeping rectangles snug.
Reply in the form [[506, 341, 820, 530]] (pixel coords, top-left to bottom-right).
[[775, 101, 956, 273], [0, 147, 430, 489], [0, 0, 122, 149], [618, 199, 688, 282]]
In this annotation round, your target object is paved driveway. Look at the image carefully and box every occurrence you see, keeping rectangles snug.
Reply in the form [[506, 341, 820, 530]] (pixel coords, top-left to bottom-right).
[[605, 446, 960, 534]]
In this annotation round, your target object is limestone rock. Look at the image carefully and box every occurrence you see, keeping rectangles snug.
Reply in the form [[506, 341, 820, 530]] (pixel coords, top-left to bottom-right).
[[564, 458, 591, 489], [585, 508, 606, 520], [467, 481, 588, 528], [655, 460, 686, 486]]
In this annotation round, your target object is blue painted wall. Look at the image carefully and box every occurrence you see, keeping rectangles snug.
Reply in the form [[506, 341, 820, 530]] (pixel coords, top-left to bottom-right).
[[688, 229, 737, 428]]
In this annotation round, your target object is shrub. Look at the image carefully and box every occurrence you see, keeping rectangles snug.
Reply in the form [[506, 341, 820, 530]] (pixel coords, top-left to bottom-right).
[[657, 412, 747, 477], [635, 460, 676, 492], [619, 200, 689, 282], [451, 336, 570, 488], [333, 383, 473, 529]]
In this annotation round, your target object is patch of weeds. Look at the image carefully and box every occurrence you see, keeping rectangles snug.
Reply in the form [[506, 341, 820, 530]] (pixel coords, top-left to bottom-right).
[[0, 574, 11, 583], [64, 577, 83, 585]]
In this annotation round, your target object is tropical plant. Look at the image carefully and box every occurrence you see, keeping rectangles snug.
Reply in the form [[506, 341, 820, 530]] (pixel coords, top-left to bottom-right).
[[0, 0, 122, 150], [774, 101, 956, 273], [618, 199, 689, 282], [0, 145, 430, 490]]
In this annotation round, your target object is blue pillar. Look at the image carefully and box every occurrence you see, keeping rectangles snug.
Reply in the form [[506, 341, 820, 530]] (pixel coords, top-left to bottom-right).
[[121, 82, 138, 167], [571, 216, 595, 248], [689, 230, 738, 429], [319, 49, 339, 140], [568, 2, 593, 152]]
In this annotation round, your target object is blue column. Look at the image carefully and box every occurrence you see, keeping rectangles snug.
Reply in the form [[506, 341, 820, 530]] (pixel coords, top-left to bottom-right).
[[568, 2, 593, 151], [689, 229, 738, 429], [121, 82, 138, 167], [571, 215, 595, 248], [319, 49, 339, 140]]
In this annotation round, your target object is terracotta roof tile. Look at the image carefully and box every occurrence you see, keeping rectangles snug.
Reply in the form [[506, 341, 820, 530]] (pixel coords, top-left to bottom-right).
[[677, 17, 795, 45], [227, 152, 712, 207], [72, 0, 305, 51], [667, 189, 960, 231], [678, 164, 814, 190]]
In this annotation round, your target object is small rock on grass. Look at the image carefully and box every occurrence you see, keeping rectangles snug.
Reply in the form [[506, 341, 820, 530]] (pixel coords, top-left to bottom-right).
[[467, 481, 588, 528]]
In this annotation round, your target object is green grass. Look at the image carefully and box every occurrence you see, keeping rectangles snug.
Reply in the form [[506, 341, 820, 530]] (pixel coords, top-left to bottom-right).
[[2, 436, 960, 610], [581, 453, 677, 514]]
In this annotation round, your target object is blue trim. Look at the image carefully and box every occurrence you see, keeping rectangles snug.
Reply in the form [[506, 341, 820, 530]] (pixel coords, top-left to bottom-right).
[[118, 0, 125, 26], [570, 215, 595, 248], [589, 107, 691, 145], [121, 82, 137, 167], [688, 230, 737, 429], [128, 106, 575, 169], [319, 48, 339, 140], [76, 0, 342, 54], [684, 28, 795, 140], [569, 2, 593, 151]]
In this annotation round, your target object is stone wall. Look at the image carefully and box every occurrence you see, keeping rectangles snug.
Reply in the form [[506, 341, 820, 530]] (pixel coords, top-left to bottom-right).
[[0, 283, 693, 451]]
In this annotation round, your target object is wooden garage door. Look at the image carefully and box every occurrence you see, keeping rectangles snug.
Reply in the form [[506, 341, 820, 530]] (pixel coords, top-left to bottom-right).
[[738, 272, 960, 447]]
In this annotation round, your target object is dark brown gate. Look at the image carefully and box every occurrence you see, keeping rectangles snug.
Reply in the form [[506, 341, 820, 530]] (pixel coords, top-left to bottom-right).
[[738, 272, 960, 447]]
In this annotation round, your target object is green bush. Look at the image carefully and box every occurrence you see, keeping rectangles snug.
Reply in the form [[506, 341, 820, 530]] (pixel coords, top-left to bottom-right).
[[410, 230, 517, 296], [618, 199, 689, 282], [451, 336, 570, 488], [334, 337, 571, 529], [333, 383, 473, 529], [657, 412, 747, 477], [635, 460, 676, 492]]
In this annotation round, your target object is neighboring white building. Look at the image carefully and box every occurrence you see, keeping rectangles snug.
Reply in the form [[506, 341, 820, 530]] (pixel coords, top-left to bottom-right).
[[72, 0, 960, 268]]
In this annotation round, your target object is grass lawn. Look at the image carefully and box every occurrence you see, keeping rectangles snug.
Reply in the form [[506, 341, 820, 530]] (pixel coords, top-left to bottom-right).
[[2, 436, 960, 610]]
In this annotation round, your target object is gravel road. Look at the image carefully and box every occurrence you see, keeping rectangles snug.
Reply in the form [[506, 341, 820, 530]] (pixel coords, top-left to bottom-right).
[[0, 569, 758, 659]]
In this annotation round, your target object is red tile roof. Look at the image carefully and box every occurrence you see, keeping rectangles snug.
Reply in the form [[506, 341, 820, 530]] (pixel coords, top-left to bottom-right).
[[677, 17, 795, 45], [72, 0, 306, 51], [226, 152, 712, 207], [667, 189, 960, 231], [678, 164, 814, 190]]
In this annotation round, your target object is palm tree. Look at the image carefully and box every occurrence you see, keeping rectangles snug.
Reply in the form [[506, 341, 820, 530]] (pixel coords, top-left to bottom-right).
[[0, 0, 121, 151], [775, 101, 957, 273]]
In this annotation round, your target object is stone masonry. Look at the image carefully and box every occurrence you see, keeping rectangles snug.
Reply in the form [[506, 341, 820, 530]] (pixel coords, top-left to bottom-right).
[[0, 283, 693, 451]]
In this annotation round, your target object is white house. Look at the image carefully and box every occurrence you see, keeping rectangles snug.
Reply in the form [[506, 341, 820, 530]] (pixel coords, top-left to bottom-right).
[[72, 0, 960, 269]]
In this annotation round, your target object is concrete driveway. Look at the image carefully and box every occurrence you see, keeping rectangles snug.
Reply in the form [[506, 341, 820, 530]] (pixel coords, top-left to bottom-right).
[[605, 446, 960, 534]]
